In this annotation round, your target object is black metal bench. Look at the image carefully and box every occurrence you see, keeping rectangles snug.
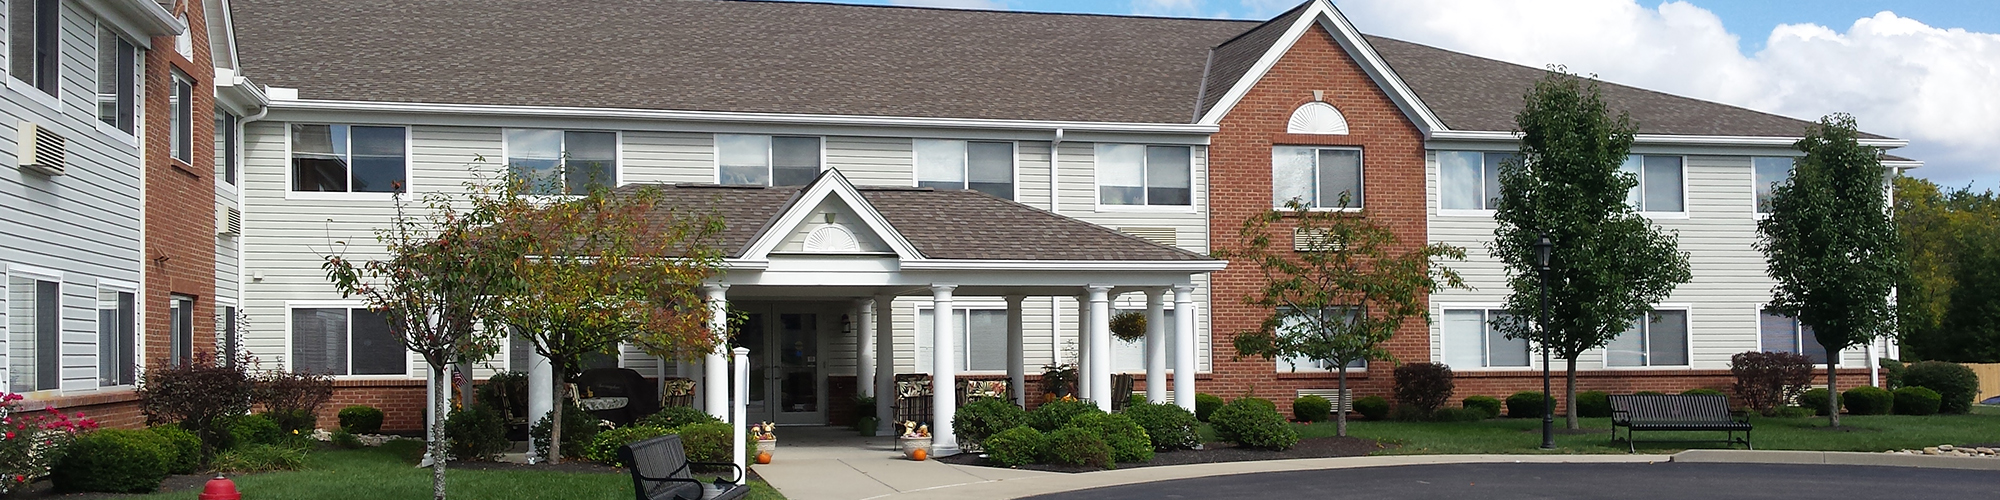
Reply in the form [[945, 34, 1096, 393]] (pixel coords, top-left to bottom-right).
[[1609, 394, 1752, 453], [617, 435, 746, 500]]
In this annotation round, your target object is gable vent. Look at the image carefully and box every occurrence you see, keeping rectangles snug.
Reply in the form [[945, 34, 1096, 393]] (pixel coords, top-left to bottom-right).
[[18, 123, 65, 176], [1119, 227, 1177, 247], [1293, 228, 1344, 252], [217, 206, 242, 236]]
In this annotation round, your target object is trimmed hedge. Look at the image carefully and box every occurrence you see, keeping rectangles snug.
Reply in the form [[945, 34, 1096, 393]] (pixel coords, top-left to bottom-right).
[[954, 398, 1027, 449], [1194, 393, 1224, 422], [229, 413, 283, 448], [1461, 396, 1501, 419], [637, 406, 719, 430], [1292, 395, 1331, 422], [1893, 386, 1942, 416], [52, 429, 168, 493], [584, 425, 674, 466], [1066, 413, 1152, 463], [1681, 388, 1727, 397], [1799, 388, 1832, 416], [984, 426, 1046, 467], [1027, 399, 1102, 432], [1902, 361, 1978, 414], [1354, 395, 1390, 421], [1574, 391, 1611, 418], [147, 426, 201, 475], [338, 405, 385, 434], [1042, 428, 1112, 469], [1120, 401, 1199, 450], [1842, 386, 1894, 416], [446, 405, 510, 461], [1208, 397, 1297, 450], [1504, 391, 1546, 419]]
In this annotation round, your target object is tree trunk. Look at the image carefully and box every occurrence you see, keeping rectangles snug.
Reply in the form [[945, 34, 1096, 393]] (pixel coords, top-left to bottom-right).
[[549, 366, 566, 465], [430, 364, 449, 500], [1565, 357, 1579, 430], [1335, 365, 1348, 438], [1826, 352, 1840, 428]]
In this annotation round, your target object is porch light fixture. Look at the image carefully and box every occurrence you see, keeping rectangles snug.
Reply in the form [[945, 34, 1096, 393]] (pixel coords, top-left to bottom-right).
[[1535, 233, 1554, 450]]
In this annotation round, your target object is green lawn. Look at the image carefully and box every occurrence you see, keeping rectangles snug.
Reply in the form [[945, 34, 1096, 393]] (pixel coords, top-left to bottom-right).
[[1201, 406, 2000, 455], [125, 440, 787, 500]]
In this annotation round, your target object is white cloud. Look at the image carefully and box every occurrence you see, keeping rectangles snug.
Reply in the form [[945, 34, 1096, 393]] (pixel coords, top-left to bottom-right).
[[890, 0, 1007, 10]]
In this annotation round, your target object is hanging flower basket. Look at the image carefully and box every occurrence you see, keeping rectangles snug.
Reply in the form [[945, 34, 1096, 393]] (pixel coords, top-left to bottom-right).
[[1110, 310, 1147, 342]]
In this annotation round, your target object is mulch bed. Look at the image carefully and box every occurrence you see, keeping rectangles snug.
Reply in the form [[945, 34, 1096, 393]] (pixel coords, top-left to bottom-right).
[[938, 436, 1392, 473], [8, 473, 219, 499]]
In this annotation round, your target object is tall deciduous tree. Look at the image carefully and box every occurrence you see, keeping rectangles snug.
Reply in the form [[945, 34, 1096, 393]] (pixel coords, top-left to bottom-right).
[[1222, 199, 1466, 437], [1893, 176, 2000, 362], [1492, 70, 1692, 429], [1758, 113, 1902, 427]]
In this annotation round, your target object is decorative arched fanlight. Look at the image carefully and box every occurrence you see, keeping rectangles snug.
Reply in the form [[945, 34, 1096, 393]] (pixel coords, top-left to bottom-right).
[[1287, 101, 1350, 135]]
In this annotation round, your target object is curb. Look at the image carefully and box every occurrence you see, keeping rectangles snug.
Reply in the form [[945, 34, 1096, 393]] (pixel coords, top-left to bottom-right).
[[1671, 449, 2000, 471]]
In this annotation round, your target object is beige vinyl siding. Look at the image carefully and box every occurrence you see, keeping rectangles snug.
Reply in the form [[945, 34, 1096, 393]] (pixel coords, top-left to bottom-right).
[[824, 136, 911, 188], [623, 131, 713, 184]]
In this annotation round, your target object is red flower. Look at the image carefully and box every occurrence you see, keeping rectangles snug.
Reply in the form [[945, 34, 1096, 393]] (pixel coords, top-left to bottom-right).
[[6, 432, 14, 439]]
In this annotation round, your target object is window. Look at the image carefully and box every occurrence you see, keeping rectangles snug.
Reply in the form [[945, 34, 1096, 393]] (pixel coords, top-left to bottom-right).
[[1272, 146, 1362, 209], [1110, 308, 1177, 373], [7, 276, 58, 392], [291, 307, 406, 376], [505, 129, 618, 195], [1439, 151, 1510, 210], [1753, 157, 1794, 214], [216, 113, 239, 185], [173, 14, 191, 58], [8, 0, 59, 96], [169, 296, 194, 366], [97, 289, 135, 386], [1274, 307, 1366, 372], [1759, 309, 1826, 364], [1621, 155, 1685, 213], [508, 327, 533, 372], [1098, 144, 1191, 206], [96, 26, 138, 134], [291, 124, 407, 193], [915, 139, 1014, 199], [220, 305, 239, 368], [717, 135, 819, 186], [171, 72, 192, 163], [1440, 309, 1529, 368], [1606, 310, 1689, 367], [916, 308, 1006, 372]]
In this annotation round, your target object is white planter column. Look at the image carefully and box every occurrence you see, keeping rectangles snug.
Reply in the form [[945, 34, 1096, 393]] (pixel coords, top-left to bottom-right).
[[1144, 288, 1167, 404], [527, 349, 552, 462], [1173, 285, 1197, 413], [874, 295, 896, 434], [1005, 295, 1026, 407], [856, 299, 875, 399], [929, 284, 961, 455], [731, 347, 749, 485], [703, 283, 731, 420], [1086, 284, 1113, 412], [1073, 294, 1091, 401]]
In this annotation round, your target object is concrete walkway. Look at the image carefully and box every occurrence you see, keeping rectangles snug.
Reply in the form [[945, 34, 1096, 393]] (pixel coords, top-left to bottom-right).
[[751, 426, 1053, 500]]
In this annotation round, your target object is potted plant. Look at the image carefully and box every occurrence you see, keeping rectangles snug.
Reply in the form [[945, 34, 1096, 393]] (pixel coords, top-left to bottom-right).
[[1109, 310, 1147, 343], [854, 395, 878, 436], [753, 422, 777, 457], [1040, 363, 1077, 401], [896, 420, 931, 460]]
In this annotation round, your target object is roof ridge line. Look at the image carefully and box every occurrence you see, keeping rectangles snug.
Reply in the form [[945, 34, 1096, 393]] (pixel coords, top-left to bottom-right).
[[721, 0, 1262, 24]]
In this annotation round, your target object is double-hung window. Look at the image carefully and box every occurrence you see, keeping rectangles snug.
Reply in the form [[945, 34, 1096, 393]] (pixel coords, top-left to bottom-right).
[[170, 72, 192, 163], [1438, 151, 1511, 211], [291, 124, 408, 193], [216, 113, 239, 185], [9, 0, 59, 96], [1098, 144, 1192, 207], [1272, 146, 1362, 209], [7, 275, 58, 392], [916, 308, 1006, 372], [169, 295, 193, 366], [1440, 309, 1529, 368], [1605, 309, 1689, 367], [1621, 155, 1685, 213], [915, 139, 1014, 199], [220, 305, 239, 368], [96, 26, 138, 134], [291, 307, 406, 376], [1274, 307, 1367, 372], [505, 129, 618, 195], [718, 135, 820, 186], [1110, 308, 1177, 373], [1753, 157, 1794, 215], [1758, 309, 1826, 364], [97, 289, 136, 386]]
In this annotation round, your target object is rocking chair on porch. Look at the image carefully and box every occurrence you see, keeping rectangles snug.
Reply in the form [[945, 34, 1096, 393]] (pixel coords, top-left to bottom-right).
[[893, 374, 932, 425]]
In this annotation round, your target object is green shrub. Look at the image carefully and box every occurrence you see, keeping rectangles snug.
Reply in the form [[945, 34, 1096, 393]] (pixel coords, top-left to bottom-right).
[[954, 398, 1027, 449], [477, 371, 532, 422], [1194, 393, 1224, 422], [1461, 396, 1501, 419], [1041, 428, 1112, 469], [1431, 407, 1484, 422], [1880, 358, 1905, 389], [261, 409, 317, 435], [585, 425, 673, 466], [1574, 391, 1611, 418], [670, 422, 754, 464], [1389, 404, 1429, 422], [1798, 388, 1832, 415], [447, 405, 510, 461], [1120, 401, 1199, 450], [212, 444, 307, 473], [1354, 395, 1391, 420], [229, 414, 283, 448], [1680, 388, 1726, 397], [52, 429, 168, 493], [1771, 406, 1816, 418], [1893, 386, 1942, 416], [1902, 361, 1979, 414], [1026, 399, 1102, 432], [1391, 363, 1455, 416], [1633, 391, 1666, 396], [330, 430, 365, 449], [983, 426, 1045, 467], [1208, 397, 1297, 450], [338, 405, 385, 434], [1842, 386, 1894, 415], [1292, 395, 1331, 422], [530, 402, 600, 460], [146, 426, 201, 475], [135, 353, 255, 456], [1504, 392, 1546, 418], [1065, 413, 1151, 463], [637, 405, 718, 430]]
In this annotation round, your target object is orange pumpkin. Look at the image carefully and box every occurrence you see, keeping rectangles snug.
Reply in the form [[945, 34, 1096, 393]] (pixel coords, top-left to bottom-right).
[[911, 448, 928, 461], [756, 451, 773, 464]]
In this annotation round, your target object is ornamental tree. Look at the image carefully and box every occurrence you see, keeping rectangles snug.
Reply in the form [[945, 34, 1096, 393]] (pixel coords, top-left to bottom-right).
[[1491, 69, 1691, 429], [1221, 198, 1466, 437], [1757, 113, 1902, 427]]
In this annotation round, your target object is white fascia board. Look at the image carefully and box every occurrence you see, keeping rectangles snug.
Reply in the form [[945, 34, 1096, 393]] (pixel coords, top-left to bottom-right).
[[267, 98, 1220, 136], [214, 74, 269, 116], [1882, 160, 1923, 170], [899, 260, 1226, 272], [1195, 0, 1447, 135], [1429, 130, 1910, 149], [81, 0, 184, 44]]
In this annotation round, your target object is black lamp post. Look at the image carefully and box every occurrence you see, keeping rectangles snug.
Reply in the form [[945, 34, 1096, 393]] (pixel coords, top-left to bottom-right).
[[1535, 233, 1555, 450]]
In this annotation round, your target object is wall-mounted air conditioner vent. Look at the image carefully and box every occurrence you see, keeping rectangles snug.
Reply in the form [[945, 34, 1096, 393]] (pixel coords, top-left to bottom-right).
[[1293, 228, 1343, 252], [18, 123, 65, 176], [217, 206, 242, 236]]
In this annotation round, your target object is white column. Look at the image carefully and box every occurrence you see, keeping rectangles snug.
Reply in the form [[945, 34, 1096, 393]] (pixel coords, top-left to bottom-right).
[[856, 299, 875, 399], [731, 347, 749, 485], [527, 349, 552, 462], [1086, 285, 1113, 412], [929, 284, 961, 455], [704, 283, 731, 420], [1144, 288, 1167, 404], [1173, 285, 1197, 413], [1073, 295, 1091, 401], [874, 295, 896, 435], [1005, 295, 1027, 407]]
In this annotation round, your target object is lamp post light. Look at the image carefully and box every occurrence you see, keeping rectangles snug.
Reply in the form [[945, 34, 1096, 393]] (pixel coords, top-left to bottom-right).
[[1535, 233, 1555, 450]]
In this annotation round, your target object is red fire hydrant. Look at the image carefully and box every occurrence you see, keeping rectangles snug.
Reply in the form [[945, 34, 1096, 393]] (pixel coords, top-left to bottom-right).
[[198, 476, 241, 500]]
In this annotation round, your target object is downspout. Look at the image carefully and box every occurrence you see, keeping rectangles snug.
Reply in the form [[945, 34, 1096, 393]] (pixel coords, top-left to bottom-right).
[[1050, 128, 1064, 214]]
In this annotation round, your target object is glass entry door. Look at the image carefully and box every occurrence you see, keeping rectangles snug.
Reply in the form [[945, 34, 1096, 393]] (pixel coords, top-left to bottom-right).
[[730, 304, 827, 425]]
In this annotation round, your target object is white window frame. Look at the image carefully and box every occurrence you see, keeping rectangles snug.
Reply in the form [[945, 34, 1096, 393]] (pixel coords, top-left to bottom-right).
[[215, 297, 239, 369], [712, 134, 827, 187], [1436, 305, 1534, 371], [5, 264, 63, 394], [911, 139, 1019, 200], [284, 123, 414, 201], [914, 305, 1009, 375], [1601, 305, 1695, 369], [215, 111, 240, 190], [1271, 306, 1368, 373], [1093, 143, 1196, 213], [92, 18, 141, 145], [93, 279, 137, 388], [284, 301, 414, 379], [169, 71, 193, 164], [1751, 156, 1798, 219], [1435, 150, 1512, 217], [1272, 145, 1365, 212], [4, 0, 62, 110], [168, 294, 195, 367], [1623, 154, 1689, 218], [1758, 305, 1837, 367], [500, 128, 625, 196]]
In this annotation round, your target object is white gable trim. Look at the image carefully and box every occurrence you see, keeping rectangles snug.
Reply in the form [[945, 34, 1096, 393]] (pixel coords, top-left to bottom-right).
[[1196, 0, 1447, 136], [737, 170, 925, 262]]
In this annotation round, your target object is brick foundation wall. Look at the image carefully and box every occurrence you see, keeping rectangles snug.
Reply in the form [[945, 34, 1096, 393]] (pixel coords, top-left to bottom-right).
[[14, 391, 146, 429], [320, 380, 428, 433]]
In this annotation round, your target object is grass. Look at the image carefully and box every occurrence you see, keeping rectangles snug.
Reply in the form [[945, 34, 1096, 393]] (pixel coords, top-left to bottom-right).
[[122, 440, 788, 500], [1201, 406, 2000, 455]]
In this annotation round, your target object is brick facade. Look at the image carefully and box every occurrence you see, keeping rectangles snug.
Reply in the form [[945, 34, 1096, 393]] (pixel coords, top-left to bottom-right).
[[142, 0, 218, 381]]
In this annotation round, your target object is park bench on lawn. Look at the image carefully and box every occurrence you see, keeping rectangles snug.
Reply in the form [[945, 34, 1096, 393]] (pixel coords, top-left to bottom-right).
[[1609, 394, 1752, 453], [618, 435, 747, 500]]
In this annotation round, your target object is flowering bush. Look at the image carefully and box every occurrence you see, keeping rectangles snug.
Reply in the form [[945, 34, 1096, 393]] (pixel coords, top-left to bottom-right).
[[0, 392, 99, 494]]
